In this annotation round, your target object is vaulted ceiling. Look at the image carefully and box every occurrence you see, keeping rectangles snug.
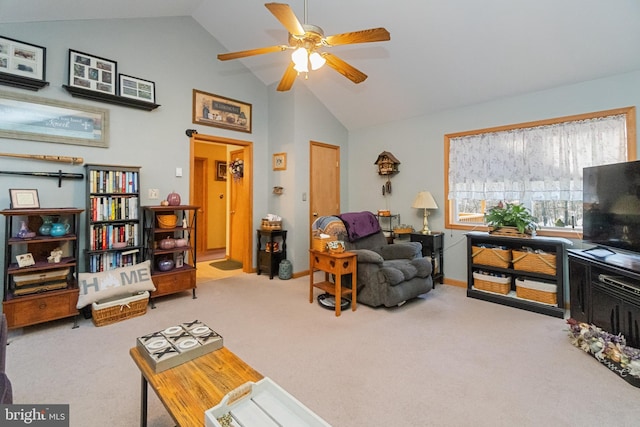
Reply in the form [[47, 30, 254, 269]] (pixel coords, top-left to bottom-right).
[[2, 0, 640, 131]]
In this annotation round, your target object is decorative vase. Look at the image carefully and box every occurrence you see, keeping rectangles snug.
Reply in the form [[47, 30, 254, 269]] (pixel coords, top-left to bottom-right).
[[39, 216, 53, 236], [50, 222, 70, 237], [278, 259, 292, 280], [17, 221, 31, 238], [158, 258, 175, 271], [167, 191, 181, 206]]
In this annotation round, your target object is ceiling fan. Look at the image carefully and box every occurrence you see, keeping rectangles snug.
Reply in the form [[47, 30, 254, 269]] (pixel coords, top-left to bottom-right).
[[217, 2, 390, 91]]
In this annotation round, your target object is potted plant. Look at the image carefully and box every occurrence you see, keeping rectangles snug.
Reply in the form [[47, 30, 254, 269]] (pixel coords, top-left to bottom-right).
[[484, 201, 538, 236]]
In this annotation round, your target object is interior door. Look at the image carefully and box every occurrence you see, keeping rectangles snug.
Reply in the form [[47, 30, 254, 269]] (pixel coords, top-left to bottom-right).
[[310, 141, 340, 235], [193, 157, 207, 257], [229, 148, 246, 263]]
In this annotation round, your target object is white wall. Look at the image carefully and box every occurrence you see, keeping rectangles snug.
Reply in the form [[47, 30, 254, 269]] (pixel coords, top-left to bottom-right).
[[348, 69, 640, 284], [0, 16, 347, 278]]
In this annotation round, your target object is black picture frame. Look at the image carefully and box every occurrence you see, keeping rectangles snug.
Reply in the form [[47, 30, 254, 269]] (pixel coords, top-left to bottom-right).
[[68, 49, 117, 95], [9, 188, 40, 209], [0, 36, 46, 82], [119, 74, 156, 103]]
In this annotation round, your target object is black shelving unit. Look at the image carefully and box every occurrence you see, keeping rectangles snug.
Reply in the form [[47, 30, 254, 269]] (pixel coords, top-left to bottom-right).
[[466, 232, 570, 318]]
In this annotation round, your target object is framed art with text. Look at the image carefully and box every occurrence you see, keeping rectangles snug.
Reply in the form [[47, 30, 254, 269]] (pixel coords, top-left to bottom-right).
[[68, 49, 117, 95], [192, 89, 252, 133], [0, 90, 109, 147], [0, 36, 46, 81]]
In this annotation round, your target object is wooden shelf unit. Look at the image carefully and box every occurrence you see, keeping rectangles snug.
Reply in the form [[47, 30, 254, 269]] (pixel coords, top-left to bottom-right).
[[142, 205, 198, 306], [466, 232, 569, 318], [2, 208, 83, 328]]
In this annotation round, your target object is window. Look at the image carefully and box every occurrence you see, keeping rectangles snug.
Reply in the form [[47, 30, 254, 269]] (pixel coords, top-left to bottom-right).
[[445, 107, 636, 236]]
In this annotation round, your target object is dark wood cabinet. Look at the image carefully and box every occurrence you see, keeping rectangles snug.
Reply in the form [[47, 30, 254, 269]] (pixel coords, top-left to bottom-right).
[[256, 229, 287, 279], [466, 232, 568, 318], [568, 249, 640, 347], [410, 232, 444, 284], [2, 208, 83, 328], [143, 206, 198, 305]]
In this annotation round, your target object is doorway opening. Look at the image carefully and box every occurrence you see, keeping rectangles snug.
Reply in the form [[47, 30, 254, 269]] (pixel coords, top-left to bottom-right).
[[190, 133, 253, 274]]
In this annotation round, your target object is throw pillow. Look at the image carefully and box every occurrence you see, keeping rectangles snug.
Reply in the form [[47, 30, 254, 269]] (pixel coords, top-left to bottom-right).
[[76, 260, 156, 309]]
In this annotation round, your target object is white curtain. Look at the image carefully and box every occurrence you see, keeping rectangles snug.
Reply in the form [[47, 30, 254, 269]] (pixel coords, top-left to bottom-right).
[[448, 114, 627, 202]]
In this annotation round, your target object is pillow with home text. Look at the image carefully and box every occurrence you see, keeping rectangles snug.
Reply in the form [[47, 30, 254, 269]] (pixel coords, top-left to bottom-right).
[[76, 260, 156, 309]]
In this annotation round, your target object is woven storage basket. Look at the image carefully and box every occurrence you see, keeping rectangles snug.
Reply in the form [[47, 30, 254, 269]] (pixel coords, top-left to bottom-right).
[[471, 246, 511, 268], [516, 278, 557, 305], [261, 219, 282, 230], [91, 291, 149, 327], [473, 272, 511, 295], [511, 250, 556, 275], [157, 214, 178, 229], [312, 236, 336, 252]]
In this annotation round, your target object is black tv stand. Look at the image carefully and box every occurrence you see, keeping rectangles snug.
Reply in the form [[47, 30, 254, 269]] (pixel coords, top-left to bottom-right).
[[568, 248, 640, 348]]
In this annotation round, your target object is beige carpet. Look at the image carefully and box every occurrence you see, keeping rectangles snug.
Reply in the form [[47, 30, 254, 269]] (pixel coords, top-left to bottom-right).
[[5, 272, 640, 426]]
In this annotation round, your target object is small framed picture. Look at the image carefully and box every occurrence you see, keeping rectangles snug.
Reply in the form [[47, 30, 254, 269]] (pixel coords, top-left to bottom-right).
[[215, 160, 227, 181], [68, 49, 117, 95], [273, 152, 286, 171], [0, 36, 47, 81], [119, 74, 156, 103], [16, 253, 35, 268], [9, 189, 40, 209], [176, 254, 184, 268]]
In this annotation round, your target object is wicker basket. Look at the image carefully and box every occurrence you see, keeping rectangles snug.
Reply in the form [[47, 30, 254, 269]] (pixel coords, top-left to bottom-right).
[[312, 236, 336, 252], [157, 214, 178, 229], [511, 250, 556, 275], [91, 291, 149, 327], [261, 219, 282, 230], [516, 278, 557, 305], [473, 272, 511, 295], [471, 246, 512, 268]]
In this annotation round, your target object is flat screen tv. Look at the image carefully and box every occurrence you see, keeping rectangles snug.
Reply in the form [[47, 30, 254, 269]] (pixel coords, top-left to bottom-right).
[[583, 160, 640, 254]]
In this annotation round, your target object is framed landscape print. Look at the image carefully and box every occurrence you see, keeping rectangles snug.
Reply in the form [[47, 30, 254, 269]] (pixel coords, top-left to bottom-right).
[[0, 36, 46, 81], [119, 74, 156, 103], [68, 49, 117, 95], [192, 89, 252, 133]]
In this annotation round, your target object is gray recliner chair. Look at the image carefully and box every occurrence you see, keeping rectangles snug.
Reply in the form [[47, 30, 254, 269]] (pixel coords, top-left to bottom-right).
[[313, 212, 433, 307]]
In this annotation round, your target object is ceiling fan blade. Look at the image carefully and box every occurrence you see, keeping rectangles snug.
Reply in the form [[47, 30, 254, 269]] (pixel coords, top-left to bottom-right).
[[265, 3, 305, 36], [277, 62, 297, 91], [324, 27, 390, 46], [322, 53, 368, 84], [217, 45, 288, 61]]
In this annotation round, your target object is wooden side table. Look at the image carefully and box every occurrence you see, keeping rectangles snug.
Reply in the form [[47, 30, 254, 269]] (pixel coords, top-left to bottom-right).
[[309, 250, 357, 316]]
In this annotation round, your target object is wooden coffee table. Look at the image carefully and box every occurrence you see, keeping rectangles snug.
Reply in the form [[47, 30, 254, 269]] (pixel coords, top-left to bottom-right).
[[130, 346, 262, 427]]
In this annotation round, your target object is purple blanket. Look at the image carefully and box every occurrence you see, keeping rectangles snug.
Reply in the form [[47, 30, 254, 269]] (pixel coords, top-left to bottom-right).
[[339, 211, 381, 242]]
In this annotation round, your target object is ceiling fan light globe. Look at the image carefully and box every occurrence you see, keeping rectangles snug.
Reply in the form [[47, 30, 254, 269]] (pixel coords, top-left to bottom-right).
[[292, 47, 309, 72], [309, 52, 326, 70]]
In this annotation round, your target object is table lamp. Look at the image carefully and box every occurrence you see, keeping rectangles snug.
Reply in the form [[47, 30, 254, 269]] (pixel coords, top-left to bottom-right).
[[412, 191, 438, 234]]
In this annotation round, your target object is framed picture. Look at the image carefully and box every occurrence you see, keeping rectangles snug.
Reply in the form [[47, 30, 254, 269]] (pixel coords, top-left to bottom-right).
[[0, 36, 46, 81], [16, 253, 35, 268], [68, 49, 117, 95], [9, 189, 40, 209], [119, 74, 156, 103], [215, 160, 227, 181], [0, 90, 109, 147], [192, 89, 252, 133], [273, 153, 287, 171]]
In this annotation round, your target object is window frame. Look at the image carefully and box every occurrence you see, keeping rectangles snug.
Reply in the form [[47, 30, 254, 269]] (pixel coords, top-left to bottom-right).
[[444, 106, 637, 238]]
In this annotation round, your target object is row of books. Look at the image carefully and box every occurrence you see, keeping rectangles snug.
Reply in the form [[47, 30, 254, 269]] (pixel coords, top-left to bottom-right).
[[90, 196, 139, 222], [89, 223, 139, 250], [88, 249, 140, 273], [88, 169, 139, 194]]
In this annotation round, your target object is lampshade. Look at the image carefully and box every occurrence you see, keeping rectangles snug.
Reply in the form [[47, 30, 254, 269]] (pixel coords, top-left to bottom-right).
[[292, 47, 308, 72], [309, 51, 326, 70], [412, 191, 438, 210]]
